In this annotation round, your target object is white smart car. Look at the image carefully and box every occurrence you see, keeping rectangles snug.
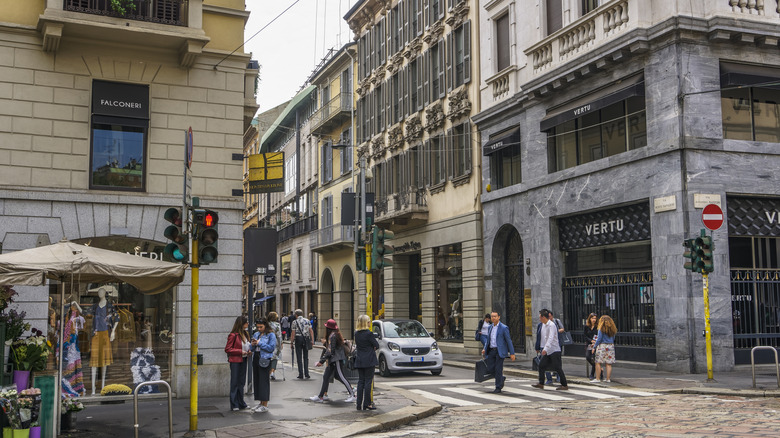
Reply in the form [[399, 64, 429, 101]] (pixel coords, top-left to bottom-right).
[[372, 319, 443, 377]]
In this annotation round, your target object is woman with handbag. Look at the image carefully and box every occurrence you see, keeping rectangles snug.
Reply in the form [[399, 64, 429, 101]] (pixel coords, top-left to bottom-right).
[[583, 313, 598, 379], [251, 319, 276, 412], [590, 315, 617, 383], [354, 315, 379, 411], [267, 312, 283, 380], [225, 316, 250, 411], [309, 319, 356, 403]]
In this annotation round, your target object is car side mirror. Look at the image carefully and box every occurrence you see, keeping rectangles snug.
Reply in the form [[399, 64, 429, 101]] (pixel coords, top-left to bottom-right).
[[374, 332, 381, 339]]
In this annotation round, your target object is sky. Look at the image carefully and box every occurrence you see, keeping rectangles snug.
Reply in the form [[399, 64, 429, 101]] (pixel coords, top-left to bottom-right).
[[244, 0, 357, 114]]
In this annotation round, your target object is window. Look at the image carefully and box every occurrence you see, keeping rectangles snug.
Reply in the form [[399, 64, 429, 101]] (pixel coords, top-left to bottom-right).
[[722, 87, 780, 143], [430, 41, 445, 100], [340, 128, 352, 175], [281, 253, 291, 282], [547, 97, 647, 172], [392, 73, 401, 122], [321, 141, 333, 183], [409, 146, 421, 189], [430, 135, 445, 185], [434, 242, 463, 341], [447, 21, 471, 90], [391, 5, 401, 55], [376, 83, 385, 133], [582, 0, 599, 15], [409, 58, 419, 112], [495, 13, 510, 72], [490, 143, 522, 189], [451, 122, 471, 178], [546, 0, 562, 35], [297, 249, 302, 279], [285, 152, 296, 195]]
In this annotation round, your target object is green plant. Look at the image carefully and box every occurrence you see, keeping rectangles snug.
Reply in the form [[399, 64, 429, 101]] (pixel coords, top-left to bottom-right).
[[61, 397, 84, 413], [0, 286, 17, 312], [110, 0, 137, 16], [11, 329, 51, 371], [0, 309, 30, 344], [100, 384, 132, 396]]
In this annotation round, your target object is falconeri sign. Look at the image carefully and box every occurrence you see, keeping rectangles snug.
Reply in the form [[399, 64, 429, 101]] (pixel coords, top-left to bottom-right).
[[92, 80, 149, 119]]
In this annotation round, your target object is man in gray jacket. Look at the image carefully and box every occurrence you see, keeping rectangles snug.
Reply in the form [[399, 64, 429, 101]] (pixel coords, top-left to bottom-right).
[[532, 309, 568, 390]]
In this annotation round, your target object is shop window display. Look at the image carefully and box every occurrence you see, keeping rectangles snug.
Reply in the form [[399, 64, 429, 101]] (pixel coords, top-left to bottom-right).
[[49, 237, 175, 397], [434, 243, 463, 341]]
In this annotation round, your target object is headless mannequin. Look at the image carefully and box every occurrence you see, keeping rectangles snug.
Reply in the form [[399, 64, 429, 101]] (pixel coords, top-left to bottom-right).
[[91, 288, 118, 395]]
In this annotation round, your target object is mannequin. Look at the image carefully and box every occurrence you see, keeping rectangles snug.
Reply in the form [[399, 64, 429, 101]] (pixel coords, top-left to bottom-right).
[[62, 302, 86, 396], [90, 287, 118, 395]]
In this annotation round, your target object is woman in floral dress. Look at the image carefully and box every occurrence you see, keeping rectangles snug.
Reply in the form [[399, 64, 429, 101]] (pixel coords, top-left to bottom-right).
[[61, 302, 86, 396]]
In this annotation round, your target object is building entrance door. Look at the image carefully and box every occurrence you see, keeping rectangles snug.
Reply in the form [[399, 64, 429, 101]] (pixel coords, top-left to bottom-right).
[[504, 230, 526, 353]]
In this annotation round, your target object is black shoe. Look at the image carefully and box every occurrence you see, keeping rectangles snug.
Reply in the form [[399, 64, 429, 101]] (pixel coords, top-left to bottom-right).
[[498, 376, 506, 390], [364, 404, 377, 410], [296, 375, 303, 379], [305, 375, 311, 379], [356, 406, 363, 411], [491, 388, 502, 393]]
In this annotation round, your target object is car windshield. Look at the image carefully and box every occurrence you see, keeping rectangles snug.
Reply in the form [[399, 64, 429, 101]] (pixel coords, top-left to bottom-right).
[[382, 321, 429, 338]]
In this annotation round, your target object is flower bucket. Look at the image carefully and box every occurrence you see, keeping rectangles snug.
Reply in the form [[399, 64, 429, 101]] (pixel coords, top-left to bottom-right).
[[60, 412, 74, 431], [2, 428, 10, 438], [12, 371, 30, 392], [10, 430, 28, 438], [27, 428, 39, 438]]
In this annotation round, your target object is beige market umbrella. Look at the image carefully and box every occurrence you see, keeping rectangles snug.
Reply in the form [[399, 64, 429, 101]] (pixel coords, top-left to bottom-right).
[[0, 239, 186, 434]]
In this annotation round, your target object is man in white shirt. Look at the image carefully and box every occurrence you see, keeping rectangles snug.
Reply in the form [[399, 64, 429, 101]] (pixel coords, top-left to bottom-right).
[[532, 309, 568, 390]]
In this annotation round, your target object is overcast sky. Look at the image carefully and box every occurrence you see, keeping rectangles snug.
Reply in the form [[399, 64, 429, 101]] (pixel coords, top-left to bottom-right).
[[244, 0, 357, 114]]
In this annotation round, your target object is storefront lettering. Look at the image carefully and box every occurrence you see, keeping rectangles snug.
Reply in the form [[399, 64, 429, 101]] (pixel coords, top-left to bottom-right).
[[573, 104, 591, 116], [766, 211, 780, 225], [585, 219, 624, 236], [100, 99, 143, 109], [395, 241, 422, 253], [732, 295, 752, 302], [128, 251, 162, 260]]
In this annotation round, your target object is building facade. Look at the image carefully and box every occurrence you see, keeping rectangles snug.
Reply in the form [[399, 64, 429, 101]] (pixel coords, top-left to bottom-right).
[[255, 87, 320, 323], [0, 0, 256, 396], [475, 0, 780, 371], [309, 44, 359, 337], [346, 0, 486, 354]]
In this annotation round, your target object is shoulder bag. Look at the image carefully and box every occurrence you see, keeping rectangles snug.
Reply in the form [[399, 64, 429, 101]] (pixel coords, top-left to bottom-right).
[[555, 320, 574, 346]]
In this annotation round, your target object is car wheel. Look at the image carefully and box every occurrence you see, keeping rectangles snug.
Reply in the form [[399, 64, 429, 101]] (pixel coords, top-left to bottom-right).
[[430, 368, 442, 376], [379, 355, 391, 377]]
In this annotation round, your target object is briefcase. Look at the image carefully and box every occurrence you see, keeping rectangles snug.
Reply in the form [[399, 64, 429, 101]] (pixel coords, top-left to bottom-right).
[[474, 359, 494, 383], [532, 355, 541, 371]]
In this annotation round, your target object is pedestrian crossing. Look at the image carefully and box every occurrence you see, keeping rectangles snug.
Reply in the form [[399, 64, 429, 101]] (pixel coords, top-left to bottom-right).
[[381, 378, 657, 407]]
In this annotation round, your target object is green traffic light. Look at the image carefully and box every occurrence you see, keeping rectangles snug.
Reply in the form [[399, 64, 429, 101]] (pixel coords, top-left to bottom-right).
[[371, 226, 394, 270]]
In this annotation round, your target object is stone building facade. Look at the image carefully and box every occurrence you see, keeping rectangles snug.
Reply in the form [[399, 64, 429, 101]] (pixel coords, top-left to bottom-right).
[[475, 0, 780, 371]]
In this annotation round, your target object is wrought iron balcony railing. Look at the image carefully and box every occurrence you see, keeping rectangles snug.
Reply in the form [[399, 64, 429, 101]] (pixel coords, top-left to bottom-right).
[[277, 215, 317, 243], [311, 224, 354, 253], [311, 92, 352, 134], [64, 0, 189, 26]]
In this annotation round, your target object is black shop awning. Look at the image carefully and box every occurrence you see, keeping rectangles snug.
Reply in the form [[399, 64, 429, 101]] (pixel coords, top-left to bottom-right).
[[483, 127, 521, 155]]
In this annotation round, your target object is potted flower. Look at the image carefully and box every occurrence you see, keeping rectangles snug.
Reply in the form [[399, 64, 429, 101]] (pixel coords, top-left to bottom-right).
[[10, 330, 51, 392], [61, 397, 84, 431], [0, 387, 42, 437], [0, 309, 30, 344]]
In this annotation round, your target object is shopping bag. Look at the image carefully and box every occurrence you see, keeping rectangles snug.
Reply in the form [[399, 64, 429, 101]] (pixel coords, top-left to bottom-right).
[[474, 359, 494, 383], [532, 355, 541, 371]]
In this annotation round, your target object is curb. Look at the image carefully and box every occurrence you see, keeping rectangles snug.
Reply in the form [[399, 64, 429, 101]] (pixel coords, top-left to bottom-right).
[[317, 383, 442, 437], [444, 359, 780, 398]]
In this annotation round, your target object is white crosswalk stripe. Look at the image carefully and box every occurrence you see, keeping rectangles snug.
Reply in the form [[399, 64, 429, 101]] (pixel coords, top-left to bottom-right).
[[568, 383, 657, 397], [441, 387, 529, 403], [409, 389, 481, 406]]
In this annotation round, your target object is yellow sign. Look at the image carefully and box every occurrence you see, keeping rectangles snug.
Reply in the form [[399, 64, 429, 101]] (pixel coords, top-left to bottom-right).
[[524, 288, 533, 336], [248, 152, 284, 194]]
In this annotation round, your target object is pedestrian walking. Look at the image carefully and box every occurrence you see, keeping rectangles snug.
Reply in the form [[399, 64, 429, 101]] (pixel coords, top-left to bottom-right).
[[250, 319, 276, 413], [290, 309, 314, 379], [225, 316, 250, 411], [354, 315, 379, 411], [480, 311, 515, 393], [532, 309, 568, 390], [590, 315, 617, 383], [310, 312, 318, 341], [309, 319, 356, 403], [584, 313, 599, 379], [267, 311, 283, 380], [535, 310, 565, 384], [475, 313, 491, 345], [281, 314, 290, 341]]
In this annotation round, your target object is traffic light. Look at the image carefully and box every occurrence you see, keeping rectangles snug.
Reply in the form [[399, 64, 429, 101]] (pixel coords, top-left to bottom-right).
[[355, 247, 366, 272], [371, 226, 394, 270], [163, 208, 189, 263], [694, 234, 714, 273], [683, 238, 695, 272], [194, 209, 219, 264]]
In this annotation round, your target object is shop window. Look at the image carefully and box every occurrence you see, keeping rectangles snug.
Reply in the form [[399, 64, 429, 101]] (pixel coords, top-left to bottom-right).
[[490, 143, 522, 189], [434, 243, 463, 342], [495, 13, 510, 72], [721, 87, 780, 143], [280, 253, 291, 283], [51, 237, 174, 397], [547, 97, 647, 172], [565, 242, 652, 277]]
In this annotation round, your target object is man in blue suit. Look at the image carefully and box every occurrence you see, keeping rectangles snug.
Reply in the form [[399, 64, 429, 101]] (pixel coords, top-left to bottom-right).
[[481, 311, 516, 393]]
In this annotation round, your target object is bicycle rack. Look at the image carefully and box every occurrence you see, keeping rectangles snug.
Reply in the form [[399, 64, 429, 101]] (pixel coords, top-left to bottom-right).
[[133, 380, 173, 438], [750, 346, 780, 389]]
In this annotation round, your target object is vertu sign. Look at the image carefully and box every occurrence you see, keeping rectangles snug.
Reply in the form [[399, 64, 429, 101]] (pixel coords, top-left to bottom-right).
[[558, 202, 651, 250], [92, 80, 149, 119]]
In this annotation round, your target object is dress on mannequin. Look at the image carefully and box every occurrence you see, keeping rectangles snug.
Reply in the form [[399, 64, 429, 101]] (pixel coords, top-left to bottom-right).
[[62, 302, 86, 396], [90, 288, 117, 395]]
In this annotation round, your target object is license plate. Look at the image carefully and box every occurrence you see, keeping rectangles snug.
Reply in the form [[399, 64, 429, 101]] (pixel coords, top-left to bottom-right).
[[410, 357, 424, 362]]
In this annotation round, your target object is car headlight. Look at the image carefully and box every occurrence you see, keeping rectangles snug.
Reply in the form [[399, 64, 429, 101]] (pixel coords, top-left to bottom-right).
[[431, 342, 438, 351], [388, 342, 401, 352]]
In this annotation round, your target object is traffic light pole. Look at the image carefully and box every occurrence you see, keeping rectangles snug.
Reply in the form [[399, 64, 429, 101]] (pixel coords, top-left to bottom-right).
[[703, 272, 714, 381], [189, 238, 200, 431]]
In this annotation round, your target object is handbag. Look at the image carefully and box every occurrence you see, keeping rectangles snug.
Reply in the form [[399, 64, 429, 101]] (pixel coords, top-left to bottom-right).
[[474, 359, 494, 383], [558, 331, 574, 346], [257, 357, 270, 368], [532, 355, 541, 371]]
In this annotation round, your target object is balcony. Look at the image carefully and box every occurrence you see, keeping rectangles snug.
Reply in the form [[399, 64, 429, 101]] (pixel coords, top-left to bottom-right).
[[38, 0, 209, 66], [277, 215, 317, 243], [310, 224, 355, 254], [375, 189, 428, 227], [311, 92, 352, 135]]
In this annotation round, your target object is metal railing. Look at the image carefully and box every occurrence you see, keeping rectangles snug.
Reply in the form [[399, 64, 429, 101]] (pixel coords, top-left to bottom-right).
[[311, 92, 352, 131], [134, 380, 173, 438], [750, 346, 780, 389], [312, 224, 354, 248], [277, 215, 317, 242], [731, 269, 780, 352], [64, 0, 189, 26]]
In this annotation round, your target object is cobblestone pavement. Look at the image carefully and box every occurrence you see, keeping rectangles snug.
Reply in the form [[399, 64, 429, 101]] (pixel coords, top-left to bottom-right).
[[361, 394, 780, 437]]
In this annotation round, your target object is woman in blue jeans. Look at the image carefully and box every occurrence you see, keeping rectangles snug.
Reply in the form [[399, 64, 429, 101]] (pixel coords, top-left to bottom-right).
[[225, 316, 250, 411], [353, 315, 379, 410]]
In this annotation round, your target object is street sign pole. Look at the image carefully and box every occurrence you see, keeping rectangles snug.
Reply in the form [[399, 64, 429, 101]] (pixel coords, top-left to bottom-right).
[[703, 270, 713, 381]]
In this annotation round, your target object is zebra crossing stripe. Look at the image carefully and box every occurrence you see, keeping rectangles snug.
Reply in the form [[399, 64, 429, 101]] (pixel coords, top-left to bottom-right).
[[382, 379, 474, 387], [540, 385, 619, 399], [499, 386, 574, 401], [409, 389, 481, 406], [569, 384, 657, 397], [442, 387, 529, 404]]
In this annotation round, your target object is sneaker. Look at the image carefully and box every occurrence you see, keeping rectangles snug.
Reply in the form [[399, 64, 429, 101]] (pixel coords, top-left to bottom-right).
[[309, 395, 324, 403], [544, 380, 553, 385], [589, 379, 601, 383], [256, 406, 268, 413], [322, 395, 330, 401], [231, 407, 239, 411], [271, 374, 276, 381], [345, 396, 356, 403], [605, 379, 611, 383]]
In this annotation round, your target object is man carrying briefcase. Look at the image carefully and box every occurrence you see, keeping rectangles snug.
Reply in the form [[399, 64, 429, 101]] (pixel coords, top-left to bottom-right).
[[479, 311, 516, 393]]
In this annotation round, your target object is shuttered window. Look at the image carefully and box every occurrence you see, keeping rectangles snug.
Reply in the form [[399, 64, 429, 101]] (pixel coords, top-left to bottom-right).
[[547, 0, 562, 35], [496, 13, 510, 72]]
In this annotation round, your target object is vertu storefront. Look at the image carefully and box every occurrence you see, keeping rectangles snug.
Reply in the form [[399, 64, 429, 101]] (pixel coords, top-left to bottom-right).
[[558, 202, 656, 363]]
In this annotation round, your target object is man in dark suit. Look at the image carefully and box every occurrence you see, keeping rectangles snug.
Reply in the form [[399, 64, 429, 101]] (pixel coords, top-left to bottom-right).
[[481, 311, 516, 393]]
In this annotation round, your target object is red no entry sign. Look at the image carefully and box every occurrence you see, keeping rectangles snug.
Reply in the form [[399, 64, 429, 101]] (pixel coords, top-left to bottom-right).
[[702, 204, 724, 231]]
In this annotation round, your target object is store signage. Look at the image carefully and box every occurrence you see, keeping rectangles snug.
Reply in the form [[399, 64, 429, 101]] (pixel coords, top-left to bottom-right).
[[572, 104, 592, 116], [653, 195, 676, 213], [128, 251, 163, 260], [92, 80, 149, 119], [727, 197, 780, 237], [558, 202, 651, 250], [395, 241, 422, 253]]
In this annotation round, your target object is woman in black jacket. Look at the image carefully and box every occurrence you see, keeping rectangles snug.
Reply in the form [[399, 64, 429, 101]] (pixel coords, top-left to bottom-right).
[[309, 319, 355, 403], [583, 313, 598, 379], [354, 314, 379, 411]]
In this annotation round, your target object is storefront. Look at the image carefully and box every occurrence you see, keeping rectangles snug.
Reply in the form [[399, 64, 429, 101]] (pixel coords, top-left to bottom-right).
[[558, 202, 656, 363], [727, 196, 780, 364]]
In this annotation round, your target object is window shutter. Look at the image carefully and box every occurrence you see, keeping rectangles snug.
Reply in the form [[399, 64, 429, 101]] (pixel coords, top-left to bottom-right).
[[416, 0, 424, 36], [463, 20, 471, 85], [438, 39, 446, 98], [327, 142, 333, 182], [438, 0, 445, 20], [464, 121, 472, 175], [364, 34, 371, 77], [422, 141, 430, 187], [416, 56, 424, 111], [386, 12, 393, 57], [446, 33, 453, 92], [379, 18, 386, 65], [403, 66, 410, 117], [369, 90, 375, 138], [356, 99, 362, 144], [423, 0, 430, 28], [321, 142, 327, 184], [448, 0, 453, 10], [423, 50, 430, 107], [385, 81, 392, 128], [403, 0, 410, 46], [327, 195, 333, 226], [447, 129, 454, 181]]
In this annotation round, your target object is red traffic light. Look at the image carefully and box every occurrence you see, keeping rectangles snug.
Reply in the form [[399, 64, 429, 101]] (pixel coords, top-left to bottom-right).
[[204, 212, 215, 227]]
